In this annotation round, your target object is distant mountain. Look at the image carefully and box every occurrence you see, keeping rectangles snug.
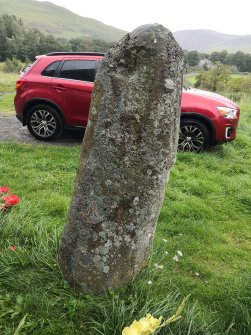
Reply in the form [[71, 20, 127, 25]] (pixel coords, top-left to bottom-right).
[[173, 29, 251, 53], [0, 0, 126, 42]]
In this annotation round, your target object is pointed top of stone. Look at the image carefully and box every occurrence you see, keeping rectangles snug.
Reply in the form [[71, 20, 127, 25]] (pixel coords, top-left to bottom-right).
[[129, 23, 171, 39]]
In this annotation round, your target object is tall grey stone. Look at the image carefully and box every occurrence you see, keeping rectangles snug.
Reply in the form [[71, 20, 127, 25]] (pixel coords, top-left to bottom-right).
[[59, 24, 184, 295]]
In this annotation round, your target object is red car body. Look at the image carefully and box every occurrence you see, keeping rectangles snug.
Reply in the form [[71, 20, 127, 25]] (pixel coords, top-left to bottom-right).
[[181, 88, 240, 143], [14, 53, 240, 151]]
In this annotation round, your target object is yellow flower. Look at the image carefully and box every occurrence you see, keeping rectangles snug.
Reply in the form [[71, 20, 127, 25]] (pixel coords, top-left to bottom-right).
[[122, 295, 190, 335], [138, 314, 162, 334], [122, 314, 162, 335], [122, 325, 141, 335]]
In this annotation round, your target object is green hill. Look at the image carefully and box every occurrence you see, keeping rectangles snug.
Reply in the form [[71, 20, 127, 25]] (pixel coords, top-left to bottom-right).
[[0, 0, 126, 42]]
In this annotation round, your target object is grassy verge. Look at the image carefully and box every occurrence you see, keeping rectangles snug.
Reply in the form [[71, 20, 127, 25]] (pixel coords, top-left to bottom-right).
[[0, 98, 250, 334], [0, 67, 18, 115], [0, 93, 15, 114], [0, 68, 18, 94]]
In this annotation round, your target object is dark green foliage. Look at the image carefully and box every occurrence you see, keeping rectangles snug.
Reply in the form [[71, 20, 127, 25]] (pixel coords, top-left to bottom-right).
[[0, 14, 111, 62], [185, 49, 251, 73], [188, 50, 200, 66], [208, 50, 251, 72], [231, 51, 249, 72], [69, 38, 113, 53], [210, 50, 229, 64]]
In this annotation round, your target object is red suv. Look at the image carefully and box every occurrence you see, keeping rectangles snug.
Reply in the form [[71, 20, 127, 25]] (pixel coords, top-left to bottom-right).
[[14, 52, 240, 152]]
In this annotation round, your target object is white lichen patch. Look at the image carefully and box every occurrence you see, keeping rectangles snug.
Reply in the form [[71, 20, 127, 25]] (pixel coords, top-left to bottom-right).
[[133, 197, 139, 206], [98, 246, 107, 255], [105, 179, 113, 186], [164, 78, 175, 90], [124, 235, 131, 243], [103, 266, 110, 273], [124, 156, 131, 167]]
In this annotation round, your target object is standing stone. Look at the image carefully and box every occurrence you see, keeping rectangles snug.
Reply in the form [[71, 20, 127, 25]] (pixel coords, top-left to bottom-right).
[[59, 24, 184, 295]]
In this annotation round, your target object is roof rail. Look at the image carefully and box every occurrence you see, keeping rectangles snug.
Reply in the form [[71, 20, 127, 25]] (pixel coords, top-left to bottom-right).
[[46, 52, 105, 56]]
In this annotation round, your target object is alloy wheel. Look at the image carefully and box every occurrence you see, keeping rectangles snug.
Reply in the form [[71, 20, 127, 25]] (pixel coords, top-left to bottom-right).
[[178, 125, 205, 152], [30, 109, 57, 138]]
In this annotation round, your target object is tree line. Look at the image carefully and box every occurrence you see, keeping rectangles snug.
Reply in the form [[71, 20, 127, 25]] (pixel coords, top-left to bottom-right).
[[185, 50, 251, 72], [0, 14, 112, 62], [1, 14, 251, 73]]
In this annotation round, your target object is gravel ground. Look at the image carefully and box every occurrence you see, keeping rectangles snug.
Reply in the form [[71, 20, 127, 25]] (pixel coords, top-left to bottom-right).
[[0, 113, 83, 146]]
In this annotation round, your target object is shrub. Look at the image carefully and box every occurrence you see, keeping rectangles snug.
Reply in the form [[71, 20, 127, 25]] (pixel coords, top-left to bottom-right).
[[194, 62, 231, 92], [223, 75, 251, 100], [3, 58, 23, 73]]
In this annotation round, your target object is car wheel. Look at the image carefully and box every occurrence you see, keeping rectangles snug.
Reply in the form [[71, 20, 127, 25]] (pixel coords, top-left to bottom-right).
[[27, 104, 63, 141], [178, 119, 210, 152]]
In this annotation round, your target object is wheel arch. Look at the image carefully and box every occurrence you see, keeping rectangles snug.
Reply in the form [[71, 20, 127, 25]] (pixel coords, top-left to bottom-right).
[[22, 99, 65, 126], [181, 112, 216, 145]]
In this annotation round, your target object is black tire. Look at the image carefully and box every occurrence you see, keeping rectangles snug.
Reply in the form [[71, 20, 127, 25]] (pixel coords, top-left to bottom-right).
[[27, 104, 63, 141], [178, 119, 210, 152]]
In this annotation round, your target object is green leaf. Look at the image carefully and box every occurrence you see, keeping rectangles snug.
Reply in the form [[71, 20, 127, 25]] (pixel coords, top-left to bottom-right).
[[13, 314, 28, 335]]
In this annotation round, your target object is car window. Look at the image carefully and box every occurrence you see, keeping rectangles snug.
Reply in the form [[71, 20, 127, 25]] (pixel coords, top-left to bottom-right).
[[59, 60, 96, 82], [20, 62, 36, 77], [42, 61, 61, 77], [20, 64, 31, 74]]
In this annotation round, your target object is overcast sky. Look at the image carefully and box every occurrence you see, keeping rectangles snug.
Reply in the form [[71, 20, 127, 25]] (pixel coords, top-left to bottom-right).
[[38, 0, 251, 35]]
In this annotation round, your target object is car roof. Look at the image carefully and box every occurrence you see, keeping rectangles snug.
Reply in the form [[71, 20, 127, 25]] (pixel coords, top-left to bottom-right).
[[35, 52, 105, 61], [47, 52, 105, 57]]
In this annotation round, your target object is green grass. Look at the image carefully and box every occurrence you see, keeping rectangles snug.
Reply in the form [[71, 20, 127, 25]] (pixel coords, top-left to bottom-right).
[[0, 67, 18, 114], [183, 72, 198, 86], [184, 71, 251, 88], [0, 98, 250, 334], [0, 69, 18, 94], [0, 93, 15, 114]]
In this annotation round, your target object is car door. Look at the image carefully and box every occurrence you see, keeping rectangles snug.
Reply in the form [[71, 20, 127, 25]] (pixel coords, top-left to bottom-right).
[[51, 59, 97, 127]]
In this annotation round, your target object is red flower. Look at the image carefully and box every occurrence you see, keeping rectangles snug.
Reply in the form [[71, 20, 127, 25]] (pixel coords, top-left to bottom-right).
[[0, 186, 10, 193], [9, 246, 17, 251], [3, 194, 19, 206]]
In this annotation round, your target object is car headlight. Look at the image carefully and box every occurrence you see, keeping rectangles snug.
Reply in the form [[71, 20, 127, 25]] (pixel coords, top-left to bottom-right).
[[217, 106, 238, 119]]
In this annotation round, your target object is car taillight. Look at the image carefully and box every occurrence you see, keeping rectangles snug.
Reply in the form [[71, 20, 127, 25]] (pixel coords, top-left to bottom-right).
[[16, 80, 26, 90]]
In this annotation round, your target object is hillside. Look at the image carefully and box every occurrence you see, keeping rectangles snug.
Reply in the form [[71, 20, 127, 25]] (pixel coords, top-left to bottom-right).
[[0, 0, 251, 52], [173, 29, 251, 53], [0, 0, 126, 42]]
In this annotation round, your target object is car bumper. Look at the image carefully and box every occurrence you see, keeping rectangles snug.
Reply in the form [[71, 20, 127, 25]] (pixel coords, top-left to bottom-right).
[[16, 113, 23, 124], [216, 116, 240, 143]]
